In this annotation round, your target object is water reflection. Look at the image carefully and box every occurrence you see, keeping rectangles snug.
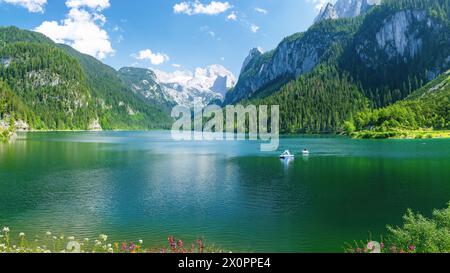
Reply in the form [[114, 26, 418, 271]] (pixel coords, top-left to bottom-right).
[[1, 132, 450, 252], [280, 157, 295, 171]]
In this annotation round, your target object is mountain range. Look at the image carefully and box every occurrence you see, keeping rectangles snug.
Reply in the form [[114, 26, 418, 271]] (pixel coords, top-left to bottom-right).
[[1, 0, 449, 136], [0, 27, 235, 131], [225, 0, 450, 134], [118, 65, 236, 110], [152, 64, 236, 108]]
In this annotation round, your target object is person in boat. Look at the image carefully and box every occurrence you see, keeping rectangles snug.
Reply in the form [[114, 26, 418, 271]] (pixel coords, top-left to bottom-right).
[[280, 150, 294, 158]]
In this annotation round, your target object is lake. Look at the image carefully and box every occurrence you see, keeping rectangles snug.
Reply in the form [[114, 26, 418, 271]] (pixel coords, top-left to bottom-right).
[[0, 131, 449, 252]]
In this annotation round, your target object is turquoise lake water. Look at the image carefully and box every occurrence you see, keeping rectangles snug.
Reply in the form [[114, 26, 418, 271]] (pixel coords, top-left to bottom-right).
[[0, 131, 449, 252]]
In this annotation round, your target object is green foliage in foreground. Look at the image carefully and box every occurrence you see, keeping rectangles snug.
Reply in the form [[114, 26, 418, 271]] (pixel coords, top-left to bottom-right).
[[386, 204, 450, 253], [345, 71, 450, 139], [347, 202, 450, 253]]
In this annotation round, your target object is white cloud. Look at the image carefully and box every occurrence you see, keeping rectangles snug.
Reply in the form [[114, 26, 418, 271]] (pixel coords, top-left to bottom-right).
[[172, 64, 182, 68], [173, 1, 231, 16], [2, 0, 47, 13], [65, 0, 110, 10], [250, 24, 259, 33], [35, 3, 114, 59], [133, 49, 169, 65], [254, 7, 268, 14], [226, 11, 237, 21]]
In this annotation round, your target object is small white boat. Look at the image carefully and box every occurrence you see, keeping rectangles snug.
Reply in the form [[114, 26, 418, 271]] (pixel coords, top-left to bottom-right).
[[280, 150, 295, 159], [302, 149, 310, 156]]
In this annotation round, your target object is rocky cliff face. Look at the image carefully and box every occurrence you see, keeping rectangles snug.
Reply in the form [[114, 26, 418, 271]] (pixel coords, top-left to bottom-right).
[[314, 3, 339, 23], [375, 10, 429, 59], [118, 67, 176, 110], [225, 27, 354, 104], [0, 115, 30, 131], [240, 47, 264, 75], [226, 1, 449, 106], [355, 10, 445, 70], [315, 0, 381, 23]]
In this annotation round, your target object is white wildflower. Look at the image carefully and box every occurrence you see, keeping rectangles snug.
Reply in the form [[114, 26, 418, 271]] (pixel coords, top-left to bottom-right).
[[46, 231, 52, 236], [2, 227, 10, 233], [67, 236, 75, 241], [19, 232, 25, 237], [66, 241, 81, 253], [108, 248, 114, 253], [139, 240, 143, 244], [99, 234, 108, 242]]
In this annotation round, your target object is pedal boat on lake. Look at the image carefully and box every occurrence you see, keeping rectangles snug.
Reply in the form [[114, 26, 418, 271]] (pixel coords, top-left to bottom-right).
[[302, 149, 310, 156], [280, 150, 295, 159]]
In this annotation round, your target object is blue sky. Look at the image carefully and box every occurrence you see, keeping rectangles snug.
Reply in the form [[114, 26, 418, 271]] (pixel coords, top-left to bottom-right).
[[0, 0, 328, 76]]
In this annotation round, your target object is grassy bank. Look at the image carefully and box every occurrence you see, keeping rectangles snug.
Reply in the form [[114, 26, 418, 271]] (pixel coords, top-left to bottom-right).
[[350, 130, 450, 140], [0, 228, 224, 254]]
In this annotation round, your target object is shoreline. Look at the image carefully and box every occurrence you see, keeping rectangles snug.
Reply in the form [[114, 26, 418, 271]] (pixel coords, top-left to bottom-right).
[[10, 129, 450, 141], [350, 130, 450, 140], [17, 128, 167, 133]]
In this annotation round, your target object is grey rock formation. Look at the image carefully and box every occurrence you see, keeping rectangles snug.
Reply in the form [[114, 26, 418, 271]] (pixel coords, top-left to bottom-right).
[[375, 10, 428, 59], [225, 29, 350, 104], [314, 3, 339, 23], [315, 0, 381, 23]]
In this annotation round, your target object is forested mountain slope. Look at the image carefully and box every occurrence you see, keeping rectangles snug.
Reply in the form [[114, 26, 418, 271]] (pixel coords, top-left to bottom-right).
[[346, 70, 450, 138], [226, 0, 450, 134], [0, 27, 172, 130], [60, 45, 172, 130]]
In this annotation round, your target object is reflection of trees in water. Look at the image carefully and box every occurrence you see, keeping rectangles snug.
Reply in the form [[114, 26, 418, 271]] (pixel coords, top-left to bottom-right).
[[0, 135, 27, 162]]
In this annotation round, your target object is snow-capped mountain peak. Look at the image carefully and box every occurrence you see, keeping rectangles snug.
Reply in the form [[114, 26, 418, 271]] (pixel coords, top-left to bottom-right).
[[153, 64, 236, 107]]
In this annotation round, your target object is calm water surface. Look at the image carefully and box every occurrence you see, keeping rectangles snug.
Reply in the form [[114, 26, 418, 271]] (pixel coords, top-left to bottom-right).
[[0, 131, 449, 252]]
